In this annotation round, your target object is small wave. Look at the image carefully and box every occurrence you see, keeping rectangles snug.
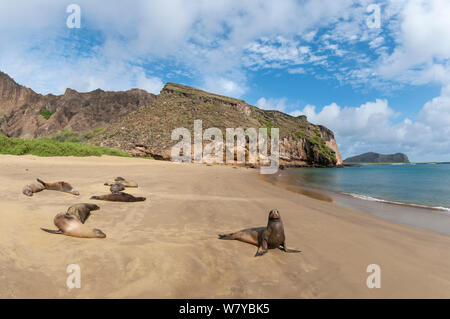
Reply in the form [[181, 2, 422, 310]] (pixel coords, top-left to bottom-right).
[[344, 193, 450, 213], [432, 206, 450, 212]]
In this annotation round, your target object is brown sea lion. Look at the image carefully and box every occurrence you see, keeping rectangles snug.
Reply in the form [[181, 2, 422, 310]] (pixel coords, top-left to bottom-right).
[[41, 212, 106, 238], [66, 203, 100, 224], [22, 182, 45, 196], [37, 178, 79, 195], [219, 209, 300, 257], [110, 183, 125, 194], [104, 177, 138, 188], [90, 192, 146, 202]]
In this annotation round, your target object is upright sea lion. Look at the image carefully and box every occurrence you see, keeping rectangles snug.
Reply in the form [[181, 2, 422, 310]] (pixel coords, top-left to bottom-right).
[[110, 183, 125, 194], [37, 178, 79, 195], [67, 203, 100, 224], [41, 212, 106, 238], [104, 177, 138, 188], [22, 182, 45, 196], [90, 192, 146, 202], [219, 209, 300, 257]]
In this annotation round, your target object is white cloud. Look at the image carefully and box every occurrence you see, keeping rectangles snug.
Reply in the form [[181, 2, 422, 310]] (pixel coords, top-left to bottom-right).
[[202, 76, 246, 98], [136, 72, 165, 94], [288, 67, 306, 74], [290, 94, 450, 162], [256, 97, 289, 112], [0, 0, 358, 95], [377, 0, 450, 85]]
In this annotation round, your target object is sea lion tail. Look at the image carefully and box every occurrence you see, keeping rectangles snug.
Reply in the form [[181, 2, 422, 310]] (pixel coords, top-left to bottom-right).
[[36, 178, 46, 187], [41, 228, 63, 235], [218, 233, 234, 240]]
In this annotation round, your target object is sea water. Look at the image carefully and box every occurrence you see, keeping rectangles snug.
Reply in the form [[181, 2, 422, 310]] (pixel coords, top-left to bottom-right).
[[285, 164, 450, 212]]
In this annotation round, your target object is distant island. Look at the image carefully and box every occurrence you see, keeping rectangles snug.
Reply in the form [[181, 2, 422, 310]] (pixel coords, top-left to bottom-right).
[[344, 152, 410, 163]]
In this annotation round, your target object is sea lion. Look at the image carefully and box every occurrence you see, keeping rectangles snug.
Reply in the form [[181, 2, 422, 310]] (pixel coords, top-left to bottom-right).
[[104, 177, 138, 188], [41, 212, 106, 238], [219, 209, 300, 257], [22, 182, 45, 196], [110, 183, 125, 194], [36, 178, 79, 195], [90, 192, 146, 202], [67, 203, 100, 224]]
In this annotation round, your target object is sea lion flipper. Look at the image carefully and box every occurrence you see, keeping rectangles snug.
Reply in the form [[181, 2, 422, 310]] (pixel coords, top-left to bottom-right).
[[36, 178, 46, 187], [254, 233, 269, 257], [280, 241, 301, 253], [254, 249, 267, 257], [218, 233, 233, 240], [41, 228, 63, 235]]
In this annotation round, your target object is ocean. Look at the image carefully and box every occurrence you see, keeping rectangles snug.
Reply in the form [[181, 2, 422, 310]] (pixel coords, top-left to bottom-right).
[[283, 163, 450, 212]]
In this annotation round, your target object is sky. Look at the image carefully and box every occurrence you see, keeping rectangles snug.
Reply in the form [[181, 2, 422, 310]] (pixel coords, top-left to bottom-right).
[[0, 0, 449, 162]]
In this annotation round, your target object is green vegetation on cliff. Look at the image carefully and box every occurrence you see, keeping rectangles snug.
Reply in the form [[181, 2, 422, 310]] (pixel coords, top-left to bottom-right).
[[39, 109, 56, 120], [0, 134, 130, 157]]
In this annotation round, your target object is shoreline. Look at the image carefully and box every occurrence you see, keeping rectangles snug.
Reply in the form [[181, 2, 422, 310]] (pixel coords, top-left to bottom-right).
[[2, 154, 450, 298], [262, 170, 450, 236]]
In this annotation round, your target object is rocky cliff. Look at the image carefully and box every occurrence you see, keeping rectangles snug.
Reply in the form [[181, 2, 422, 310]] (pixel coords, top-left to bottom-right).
[[92, 83, 343, 167], [0, 72, 155, 139], [0, 72, 343, 167]]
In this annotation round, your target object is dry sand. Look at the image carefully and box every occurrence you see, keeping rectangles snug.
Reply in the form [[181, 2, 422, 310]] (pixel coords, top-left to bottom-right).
[[1, 154, 450, 298]]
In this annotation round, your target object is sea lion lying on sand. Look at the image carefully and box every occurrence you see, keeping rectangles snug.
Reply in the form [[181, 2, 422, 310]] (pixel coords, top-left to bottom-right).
[[219, 209, 300, 257], [90, 192, 146, 202], [41, 212, 106, 238], [37, 178, 79, 195], [104, 177, 138, 188], [67, 203, 100, 224], [22, 182, 45, 196]]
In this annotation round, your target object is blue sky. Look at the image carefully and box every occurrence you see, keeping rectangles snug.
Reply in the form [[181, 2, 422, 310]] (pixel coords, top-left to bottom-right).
[[1, 0, 450, 161]]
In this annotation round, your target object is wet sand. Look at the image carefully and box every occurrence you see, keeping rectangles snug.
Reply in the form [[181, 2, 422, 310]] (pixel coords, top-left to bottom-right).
[[1, 155, 450, 298], [262, 172, 450, 236]]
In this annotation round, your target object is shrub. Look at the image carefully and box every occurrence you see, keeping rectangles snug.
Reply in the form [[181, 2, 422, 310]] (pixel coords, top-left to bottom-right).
[[40, 109, 56, 120], [0, 134, 130, 157]]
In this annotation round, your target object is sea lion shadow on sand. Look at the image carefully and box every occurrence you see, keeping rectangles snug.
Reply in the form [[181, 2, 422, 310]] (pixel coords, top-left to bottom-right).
[[218, 209, 301, 257]]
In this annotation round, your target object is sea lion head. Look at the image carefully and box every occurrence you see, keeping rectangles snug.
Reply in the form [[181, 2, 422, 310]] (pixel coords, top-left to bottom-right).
[[60, 182, 80, 195], [110, 183, 125, 193], [115, 177, 126, 182], [268, 209, 281, 221], [23, 188, 33, 196], [93, 228, 106, 238]]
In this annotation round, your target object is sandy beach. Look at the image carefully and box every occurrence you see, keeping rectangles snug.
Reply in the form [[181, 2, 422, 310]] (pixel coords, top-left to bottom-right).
[[1, 154, 450, 298]]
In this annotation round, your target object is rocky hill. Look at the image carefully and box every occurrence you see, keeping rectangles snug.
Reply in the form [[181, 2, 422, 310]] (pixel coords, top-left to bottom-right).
[[92, 83, 342, 167], [0, 71, 343, 167], [0, 72, 155, 139], [344, 152, 409, 163]]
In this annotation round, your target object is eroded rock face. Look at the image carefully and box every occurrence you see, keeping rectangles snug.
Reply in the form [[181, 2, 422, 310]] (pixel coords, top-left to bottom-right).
[[0, 72, 343, 167], [0, 72, 155, 138]]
